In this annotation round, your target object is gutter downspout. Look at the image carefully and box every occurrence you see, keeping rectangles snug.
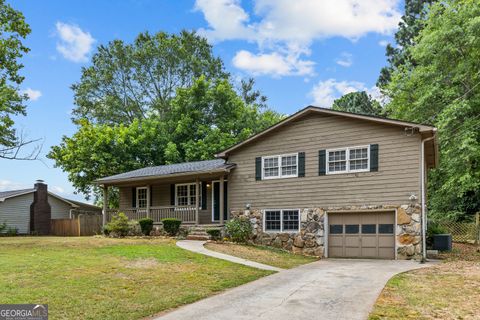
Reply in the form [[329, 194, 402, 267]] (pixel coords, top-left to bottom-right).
[[421, 129, 437, 262]]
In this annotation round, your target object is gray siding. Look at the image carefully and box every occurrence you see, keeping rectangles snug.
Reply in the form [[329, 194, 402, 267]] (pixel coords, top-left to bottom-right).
[[49, 195, 73, 219], [0, 193, 33, 234], [227, 113, 421, 209]]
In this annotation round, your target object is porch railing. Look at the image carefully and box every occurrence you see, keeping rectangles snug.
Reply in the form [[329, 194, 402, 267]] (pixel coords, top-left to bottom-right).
[[105, 206, 196, 224]]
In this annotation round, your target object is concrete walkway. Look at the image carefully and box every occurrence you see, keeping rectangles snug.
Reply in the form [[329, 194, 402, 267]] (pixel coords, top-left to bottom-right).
[[156, 252, 433, 320], [176, 240, 283, 272]]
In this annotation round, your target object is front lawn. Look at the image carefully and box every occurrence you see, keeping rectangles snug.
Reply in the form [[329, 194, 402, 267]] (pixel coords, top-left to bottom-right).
[[0, 237, 272, 320], [369, 243, 480, 320], [204, 242, 319, 269]]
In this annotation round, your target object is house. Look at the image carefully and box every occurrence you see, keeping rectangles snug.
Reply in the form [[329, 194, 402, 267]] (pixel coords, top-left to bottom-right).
[[96, 106, 438, 259], [0, 180, 101, 235]]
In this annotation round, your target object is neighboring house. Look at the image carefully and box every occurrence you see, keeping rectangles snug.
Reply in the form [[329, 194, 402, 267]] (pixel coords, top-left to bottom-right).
[[0, 180, 101, 235], [96, 106, 438, 259]]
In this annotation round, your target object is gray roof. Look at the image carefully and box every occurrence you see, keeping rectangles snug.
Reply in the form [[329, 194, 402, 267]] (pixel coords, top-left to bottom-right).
[[96, 159, 234, 183], [0, 188, 35, 200]]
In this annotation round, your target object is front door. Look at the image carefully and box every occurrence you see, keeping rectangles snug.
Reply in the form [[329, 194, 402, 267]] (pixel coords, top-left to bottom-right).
[[212, 181, 228, 222]]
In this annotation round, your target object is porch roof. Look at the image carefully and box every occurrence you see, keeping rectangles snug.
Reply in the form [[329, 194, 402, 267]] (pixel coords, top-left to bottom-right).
[[95, 159, 235, 185]]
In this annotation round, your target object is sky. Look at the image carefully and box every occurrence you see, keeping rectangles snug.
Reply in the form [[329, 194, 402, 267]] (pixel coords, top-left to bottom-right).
[[1, 0, 402, 203]]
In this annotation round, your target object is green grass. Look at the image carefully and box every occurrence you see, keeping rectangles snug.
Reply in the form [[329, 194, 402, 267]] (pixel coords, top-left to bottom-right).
[[0, 237, 272, 320], [204, 242, 319, 269], [369, 243, 480, 320]]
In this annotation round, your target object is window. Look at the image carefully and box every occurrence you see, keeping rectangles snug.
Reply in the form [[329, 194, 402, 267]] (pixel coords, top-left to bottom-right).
[[379, 224, 394, 234], [362, 224, 376, 234], [264, 209, 300, 232], [136, 187, 147, 208], [329, 224, 343, 234], [175, 183, 201, 207], [327, 146, 369, 174], [262, 154, 298, 179], [345, 224, 359, 234]]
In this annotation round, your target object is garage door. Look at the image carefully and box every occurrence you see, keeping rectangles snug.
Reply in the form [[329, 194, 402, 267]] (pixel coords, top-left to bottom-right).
[[328, 211, 395, 259]]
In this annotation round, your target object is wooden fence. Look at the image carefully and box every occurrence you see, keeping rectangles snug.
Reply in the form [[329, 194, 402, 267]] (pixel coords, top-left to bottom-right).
[[437, 213, 480, 243], [51, 214, 102, 236]]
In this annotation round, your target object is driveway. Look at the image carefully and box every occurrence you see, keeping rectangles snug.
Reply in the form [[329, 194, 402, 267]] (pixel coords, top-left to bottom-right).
[[156, 258, 432, 320]]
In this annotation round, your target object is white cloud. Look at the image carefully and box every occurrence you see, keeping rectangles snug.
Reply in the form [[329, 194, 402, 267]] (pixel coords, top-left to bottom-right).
[[22, 88, 42, 101], [335, 52, 353, 67], [309, 78, 382, 108], [0, 180, 30, 192], [379, 40, 389, 47], [55, 22, 95, 63], [50, 186, 66, 194], [232, 50, 315, 77], [195, 0, 401, 77]]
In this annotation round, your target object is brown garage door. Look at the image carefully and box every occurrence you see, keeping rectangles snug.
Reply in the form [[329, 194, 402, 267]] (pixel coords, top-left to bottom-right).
[[328, 211, 395, 259]]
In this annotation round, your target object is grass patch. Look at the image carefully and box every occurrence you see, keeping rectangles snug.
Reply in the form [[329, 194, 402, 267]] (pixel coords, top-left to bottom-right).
[[0, 237, 272, 320], [204, 242, 318, 269], [369, 243, 480, 320]]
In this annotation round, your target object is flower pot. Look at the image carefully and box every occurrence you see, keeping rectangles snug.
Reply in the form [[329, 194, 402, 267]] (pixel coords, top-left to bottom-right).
[[432, 234, 452, 251]]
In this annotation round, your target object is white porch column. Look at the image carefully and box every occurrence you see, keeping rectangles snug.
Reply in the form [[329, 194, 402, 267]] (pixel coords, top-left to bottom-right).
[[102, 185, 108, 227], [195, 178, 200, 225], [146, 185, 150, 218], [219, 175, 224, 225]]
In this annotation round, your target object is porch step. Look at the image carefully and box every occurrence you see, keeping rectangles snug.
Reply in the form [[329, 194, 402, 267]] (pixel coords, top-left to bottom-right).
[[186, 235, 210, 241], [185, 225, 223, 241]]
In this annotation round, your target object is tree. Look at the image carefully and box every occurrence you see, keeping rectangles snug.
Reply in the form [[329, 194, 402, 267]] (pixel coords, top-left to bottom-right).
[[385, 0, 480, 220], [71, 30, 228, 125], [0, 0, 40, 160], [48, 77, 283, 200], [332, 91, 384, 116], [377, 0, 436, 89]]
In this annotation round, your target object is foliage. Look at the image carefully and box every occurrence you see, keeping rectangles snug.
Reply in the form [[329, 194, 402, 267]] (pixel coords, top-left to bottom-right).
[[385, 0, 480, 219], [0, 0, 41, 160], [104, 212, 130, 237], [161, 218, 182, 236], [49, 76, 282, 201], [0, 222, 6, 233], [71, 30, 227, 125], [5, 227, 17, 236], [225, 217, 252, 243], [206, 229, 221, 241], [138, 218, 154, 236], [332, 91, 384, 116], [377, 0, 436, 89]]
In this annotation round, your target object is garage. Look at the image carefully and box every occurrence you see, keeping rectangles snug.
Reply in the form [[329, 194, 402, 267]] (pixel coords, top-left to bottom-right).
[[327, 211, 395, 259]]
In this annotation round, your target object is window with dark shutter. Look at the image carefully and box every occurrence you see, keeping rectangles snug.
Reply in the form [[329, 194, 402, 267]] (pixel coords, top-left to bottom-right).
[[131, 187, 136, 207], [170, 184, 175, 205], [255, 157, 262, 180], [298, 152, 305, 177], [370, 144, 379, 172], [318, 150, 326, 175]]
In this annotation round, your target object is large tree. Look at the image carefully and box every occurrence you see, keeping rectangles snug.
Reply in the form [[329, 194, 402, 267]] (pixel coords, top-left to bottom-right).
[[71, 30, 228, 125], [377, 0, 436, 90], [49, 76, 282, 200], [385, 0, 480, 220], [0, 0, 40, 160], [332, 91, 384, 116]]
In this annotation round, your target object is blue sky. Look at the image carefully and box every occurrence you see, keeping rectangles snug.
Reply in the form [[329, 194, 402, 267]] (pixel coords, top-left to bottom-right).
[[1, 0, 402, 202]]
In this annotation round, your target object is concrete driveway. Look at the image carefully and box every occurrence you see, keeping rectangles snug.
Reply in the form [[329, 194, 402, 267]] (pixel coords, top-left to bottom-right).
[[156, 259, 432, 320]]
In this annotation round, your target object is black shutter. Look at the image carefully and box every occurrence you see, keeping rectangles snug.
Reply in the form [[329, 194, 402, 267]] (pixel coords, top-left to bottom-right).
[[131, 187, 136, 207], [298, 152, 305, 177], [318, 150, 326, 176], [370, 144, 379, 172], [255, 157, 262, 181], [223, 181, 228, 220], [201, 181, 207, 210], [150, 185, 153, 206], [170, 184, 175, 205]]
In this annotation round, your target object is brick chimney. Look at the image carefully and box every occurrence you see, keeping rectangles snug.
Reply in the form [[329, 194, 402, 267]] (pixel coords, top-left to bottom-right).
[[30, 180, 51, 235]]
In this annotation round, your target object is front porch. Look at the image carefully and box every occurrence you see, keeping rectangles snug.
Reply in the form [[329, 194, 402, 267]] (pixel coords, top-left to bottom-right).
[[98, 159, 234, 226]]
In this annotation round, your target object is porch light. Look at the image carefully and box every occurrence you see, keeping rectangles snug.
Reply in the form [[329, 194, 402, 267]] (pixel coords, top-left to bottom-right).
[[206, 183, 211, 188]]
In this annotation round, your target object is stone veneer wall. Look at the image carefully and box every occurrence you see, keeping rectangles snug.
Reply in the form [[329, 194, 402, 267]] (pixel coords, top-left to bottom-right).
[[230, 202, 422, 259]]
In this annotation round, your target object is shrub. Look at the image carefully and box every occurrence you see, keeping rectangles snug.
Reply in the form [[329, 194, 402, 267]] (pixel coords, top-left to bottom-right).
[[127, 220, 142, 236], [6, 227, 18, 236], [225, 217, 252, 243], [0, 222, 6, 234], [162, 218, 182, 236], [206, 229, 221, 241], [138, 218, 154, 235], [105, 212, 130, 237]]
